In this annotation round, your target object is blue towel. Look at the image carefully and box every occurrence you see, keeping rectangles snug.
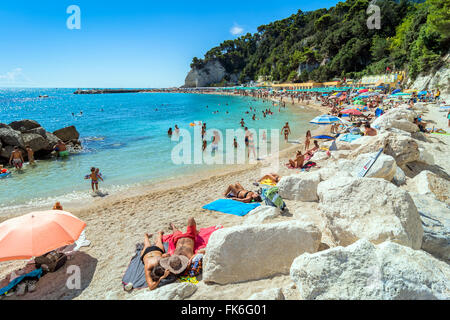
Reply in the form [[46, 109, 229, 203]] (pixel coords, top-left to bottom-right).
[[203, 199, 260, 217], [0, 268, 43, 296], [339, 133, 362, 143]]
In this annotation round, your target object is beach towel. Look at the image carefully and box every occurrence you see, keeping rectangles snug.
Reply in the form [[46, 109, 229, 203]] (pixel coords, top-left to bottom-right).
[[203, 199, 260, 217], [163, 225, 223, 256], [339, 133, 362, 143], [122, 243, 177, 290], [0, 268, 43, 296]]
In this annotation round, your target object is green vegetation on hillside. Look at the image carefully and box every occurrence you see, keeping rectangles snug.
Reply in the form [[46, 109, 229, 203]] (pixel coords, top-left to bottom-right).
[[190, 0, 450, 84]]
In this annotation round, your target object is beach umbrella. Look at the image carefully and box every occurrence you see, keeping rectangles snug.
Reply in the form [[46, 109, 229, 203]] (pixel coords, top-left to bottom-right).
[[341, 109, 363, 116], [359, 89, 369, 93], [310, 115, 341, 125], [0, 210, 86, 262], [440, 106, 450, 110], [392, 89, 401, 94], [312, 135, 336, 140]]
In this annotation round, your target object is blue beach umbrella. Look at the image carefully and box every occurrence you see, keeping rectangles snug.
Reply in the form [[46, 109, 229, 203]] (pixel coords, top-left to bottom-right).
[[440, 106, 450, 110], [310, 115, 341, 125]]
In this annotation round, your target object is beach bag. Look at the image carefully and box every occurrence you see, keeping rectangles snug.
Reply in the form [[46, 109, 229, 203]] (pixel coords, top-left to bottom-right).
[[35, 251, 67, 273], [262, 187, 286, 211]]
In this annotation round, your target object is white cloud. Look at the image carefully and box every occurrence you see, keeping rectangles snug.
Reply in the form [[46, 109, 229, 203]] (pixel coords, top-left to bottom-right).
[[0, 68, 32, 84], [230, 24, 244, 36]]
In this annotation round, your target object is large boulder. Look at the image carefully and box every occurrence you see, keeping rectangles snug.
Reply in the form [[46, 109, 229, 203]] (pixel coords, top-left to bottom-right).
[[53, 126, 80, 142], [290, 239, 450, 300], [372, 106, 417, 128], [131, 283, 197, 300], [248, 288, 285, 300], [43, 132, 60, 151], [410, 193, 450, 262], [417, 147, 435, 166], [8, 120, 41, 133], [348, 132, 391, 158], [385, 135, 420, 167], [278, 172, 321, 202], [244, 206, 281, 225], [203, 221, 321, 285], [24, 126, 47, 137], [22, 133, 48, 153], [407, 171, 450, 205], [350, 152, 397, 181], [317, 176, 423, 249], [0, 145, 15, 160], [392, 167, 407, 186], [0, 127, 25, 148]]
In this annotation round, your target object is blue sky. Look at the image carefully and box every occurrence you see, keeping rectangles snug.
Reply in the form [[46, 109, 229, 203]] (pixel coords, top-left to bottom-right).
[[0, 1, 340, 88]]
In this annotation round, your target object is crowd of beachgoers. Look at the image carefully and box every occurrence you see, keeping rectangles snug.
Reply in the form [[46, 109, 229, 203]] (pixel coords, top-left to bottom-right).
[[0, 84, 449, 300]]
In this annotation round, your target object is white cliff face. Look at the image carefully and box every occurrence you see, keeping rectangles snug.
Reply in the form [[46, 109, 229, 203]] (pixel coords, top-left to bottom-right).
[[184, 60, 238, 87], [409, 54, 450, 93]]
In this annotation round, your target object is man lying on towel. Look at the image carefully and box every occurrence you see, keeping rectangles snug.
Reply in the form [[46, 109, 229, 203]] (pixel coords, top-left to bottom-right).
[[141, 231, 171, 290], [160, 218, 206, 276]]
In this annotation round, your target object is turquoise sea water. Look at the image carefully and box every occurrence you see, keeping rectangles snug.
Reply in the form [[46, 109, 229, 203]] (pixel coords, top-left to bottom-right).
[[0, 88, 319, 213]]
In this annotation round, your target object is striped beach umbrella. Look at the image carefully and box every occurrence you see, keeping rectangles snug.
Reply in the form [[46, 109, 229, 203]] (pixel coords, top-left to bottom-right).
[[310, 115, 341, 125]]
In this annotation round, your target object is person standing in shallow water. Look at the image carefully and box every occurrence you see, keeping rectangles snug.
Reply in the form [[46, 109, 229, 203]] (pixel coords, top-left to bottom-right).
[[168, 128, 173, 137], [282, 122, 291, 142], [85, 167, 104, 192]]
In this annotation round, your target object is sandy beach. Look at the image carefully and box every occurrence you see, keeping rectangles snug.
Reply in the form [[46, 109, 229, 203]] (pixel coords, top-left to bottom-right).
[[2, 93, 448, 300], [0, 96, 332, 300]]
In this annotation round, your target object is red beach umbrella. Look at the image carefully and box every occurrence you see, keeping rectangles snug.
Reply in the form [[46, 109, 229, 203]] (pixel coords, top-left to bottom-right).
[[341, 109, 363, 116]]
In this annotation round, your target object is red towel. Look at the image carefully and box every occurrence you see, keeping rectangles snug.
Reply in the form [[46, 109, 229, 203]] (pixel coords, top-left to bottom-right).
[[163, 225, 223, 256]]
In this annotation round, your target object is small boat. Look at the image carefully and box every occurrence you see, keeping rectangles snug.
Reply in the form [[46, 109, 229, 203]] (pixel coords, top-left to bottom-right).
[[39, 95, 49, 98]]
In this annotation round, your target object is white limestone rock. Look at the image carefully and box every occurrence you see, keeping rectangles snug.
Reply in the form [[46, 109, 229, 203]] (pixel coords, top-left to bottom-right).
[[290, 239, 450, 300], [203, 221, 321, 285], [410, 192, 450, 262], [317, 176, 423, 249], [407, 170, 450, 205], [248, 288, 285, 300], [131, 283, 197, 300], [278, 172, 321, 202], [244, 206, 281, 225]]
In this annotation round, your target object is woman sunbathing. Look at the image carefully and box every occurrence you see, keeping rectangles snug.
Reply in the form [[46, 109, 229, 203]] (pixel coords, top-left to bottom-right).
[[141, 231, 171, 291], [287, 151, 305, 169], [305, 140, 320, 158], [258, 173, 281, 184], [224, 183, 262, 203]]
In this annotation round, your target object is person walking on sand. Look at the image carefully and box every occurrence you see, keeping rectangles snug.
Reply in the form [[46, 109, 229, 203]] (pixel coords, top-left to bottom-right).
[[9, 146, 24, 170], [85, 167, 104, 192], [282, 122, 291, 142], [25, 145, 35, 165]]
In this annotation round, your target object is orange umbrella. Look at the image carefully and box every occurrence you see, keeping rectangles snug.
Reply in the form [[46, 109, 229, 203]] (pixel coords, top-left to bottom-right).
[[0, 210, 86, 262]]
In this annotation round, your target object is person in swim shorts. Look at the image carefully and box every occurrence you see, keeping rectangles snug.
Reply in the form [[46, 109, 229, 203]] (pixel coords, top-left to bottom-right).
[[141, 231, 171, 290], [160, 218, 205, 276], [25, 145, 35, 164], [54, 140, 69, 157], [9, 146, 24, 169]]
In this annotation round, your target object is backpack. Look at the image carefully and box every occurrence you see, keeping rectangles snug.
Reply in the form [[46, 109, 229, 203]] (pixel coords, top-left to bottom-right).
[[35, 251, 67, 273], [261, 187, 286, 211]]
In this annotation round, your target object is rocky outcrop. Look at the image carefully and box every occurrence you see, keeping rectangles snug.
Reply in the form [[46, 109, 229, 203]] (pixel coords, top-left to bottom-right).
[[0, 120, 81, 164], [409, 57, 450, 93], [410, 193, 450, 262], [248, 288, 285, 300], [343, 152, 397, 181], [244, 206, 281, 225], [53, 126, 80, 143], [406, 170, 450, 205], [184, 60, 238, 87], [131, 283, 197, 300], [317, 176, 423, 249], [290, 239, 450, 300], [203, 221, 321, 285], [278, 172, 321, 202]]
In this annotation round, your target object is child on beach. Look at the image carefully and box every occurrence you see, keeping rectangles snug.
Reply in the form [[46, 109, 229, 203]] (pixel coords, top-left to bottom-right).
[[85, 167, 104, 192]]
